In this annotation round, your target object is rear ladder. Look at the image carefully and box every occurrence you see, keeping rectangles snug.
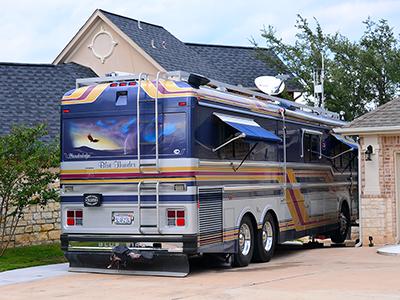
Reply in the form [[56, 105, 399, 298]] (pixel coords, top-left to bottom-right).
[[137, 181, 161, 234], [137, 72, 164, 173]]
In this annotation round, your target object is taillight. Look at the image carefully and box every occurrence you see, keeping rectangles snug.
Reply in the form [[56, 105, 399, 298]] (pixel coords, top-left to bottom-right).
[[167, 209, 185, 227], [66, 210, 83, 226]]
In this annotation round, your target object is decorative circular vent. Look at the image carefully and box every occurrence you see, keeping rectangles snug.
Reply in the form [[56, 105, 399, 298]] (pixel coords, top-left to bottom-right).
[[88, 26, 118, 64]]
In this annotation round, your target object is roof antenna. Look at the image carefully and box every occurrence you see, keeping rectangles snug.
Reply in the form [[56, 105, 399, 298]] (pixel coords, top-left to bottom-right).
[[151, 39, 157, 49], [137, 20, 143, 30], [313, 53, 325, 108]]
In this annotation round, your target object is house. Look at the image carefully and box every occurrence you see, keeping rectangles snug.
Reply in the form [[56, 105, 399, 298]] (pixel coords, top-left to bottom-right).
[[335, 97, 400, 245]]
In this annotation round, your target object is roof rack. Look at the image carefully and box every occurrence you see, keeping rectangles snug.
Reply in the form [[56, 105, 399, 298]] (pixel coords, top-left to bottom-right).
[[75, 70, 340, 120], [167, 71, 340, 120], [75, 72, 148, 88]]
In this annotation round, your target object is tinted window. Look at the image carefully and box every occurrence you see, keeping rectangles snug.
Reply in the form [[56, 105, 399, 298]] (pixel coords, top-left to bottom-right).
[[62, 113, 186, 160], [303, 133, 321, 162]]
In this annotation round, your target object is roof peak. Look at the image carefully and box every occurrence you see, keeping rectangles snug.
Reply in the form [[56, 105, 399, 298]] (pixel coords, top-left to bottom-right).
[[98, 9, 164, 29], [186, 42, 268, 50]]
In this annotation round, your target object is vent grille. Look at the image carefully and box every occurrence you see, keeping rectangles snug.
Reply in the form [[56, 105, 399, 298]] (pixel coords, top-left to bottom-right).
[[198, 188, 223, 247]]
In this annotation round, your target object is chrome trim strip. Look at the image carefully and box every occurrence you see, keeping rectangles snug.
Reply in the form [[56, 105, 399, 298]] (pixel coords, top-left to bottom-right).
[[199, 159, 354, 174], [68, 245, 183, 253], [224, 184, 282, 191]]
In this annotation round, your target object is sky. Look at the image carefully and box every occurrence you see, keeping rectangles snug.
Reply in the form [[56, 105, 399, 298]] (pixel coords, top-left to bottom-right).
[[1, 0, 400, 63]]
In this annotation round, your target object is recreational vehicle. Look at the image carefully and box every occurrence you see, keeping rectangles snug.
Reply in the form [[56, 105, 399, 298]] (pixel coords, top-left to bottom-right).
[[60, 71, 358, 276]]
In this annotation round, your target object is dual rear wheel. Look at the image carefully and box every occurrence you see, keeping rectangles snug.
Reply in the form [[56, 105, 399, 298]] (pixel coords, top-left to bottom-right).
[[232, 212, 277, 267], [330, 205, 351, 244]]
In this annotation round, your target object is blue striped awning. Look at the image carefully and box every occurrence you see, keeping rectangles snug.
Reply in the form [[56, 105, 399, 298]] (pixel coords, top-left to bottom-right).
[[214, 113, 282, 143], [332, 133, 359, 150]]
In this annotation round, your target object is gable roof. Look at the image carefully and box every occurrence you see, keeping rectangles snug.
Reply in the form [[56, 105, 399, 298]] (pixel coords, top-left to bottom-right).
[[334, 97, 400, 135], [99, 10, 228, 81], [347, 98, 400, 129], [0, 62, 96, 139], [56, 9, 299, 91]]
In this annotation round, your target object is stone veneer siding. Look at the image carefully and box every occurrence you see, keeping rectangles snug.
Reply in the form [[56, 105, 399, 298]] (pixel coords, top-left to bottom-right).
[[360, 135, 399, 245], [9, 200, 61, 247]]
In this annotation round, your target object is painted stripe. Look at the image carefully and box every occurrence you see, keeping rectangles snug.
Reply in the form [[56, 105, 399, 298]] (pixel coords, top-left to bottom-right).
[[61, 178, 195, 185], [62, 84, 109, 105], [61, 194, 196, 203], [60, 171, 284, 179]]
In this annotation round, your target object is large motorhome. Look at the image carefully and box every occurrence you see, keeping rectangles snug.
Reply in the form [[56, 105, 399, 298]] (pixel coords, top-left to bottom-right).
[[60, 71, 358, 276]]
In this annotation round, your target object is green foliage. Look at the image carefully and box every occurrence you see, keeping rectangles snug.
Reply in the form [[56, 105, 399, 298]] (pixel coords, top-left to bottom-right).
[[0, 243, 65, 272], [256, 15, 400, 120], [0, 124, 59, 255]]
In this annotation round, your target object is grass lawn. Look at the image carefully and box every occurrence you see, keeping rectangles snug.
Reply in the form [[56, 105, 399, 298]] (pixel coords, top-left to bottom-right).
[[0, 243, 66, 272]]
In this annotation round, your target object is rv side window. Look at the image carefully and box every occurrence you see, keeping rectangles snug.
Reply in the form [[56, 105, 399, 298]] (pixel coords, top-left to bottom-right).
[[301, 130, 322, 162], [251, 142, 278, 161]]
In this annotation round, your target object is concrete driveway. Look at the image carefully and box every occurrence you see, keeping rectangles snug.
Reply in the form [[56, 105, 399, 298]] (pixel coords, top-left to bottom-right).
[[1, 245, 399, 300]]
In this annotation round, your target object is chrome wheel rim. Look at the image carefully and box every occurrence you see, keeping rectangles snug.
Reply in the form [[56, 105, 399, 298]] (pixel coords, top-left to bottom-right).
[[339, 212, 348, 236], [262, 221, 274, 252], [239, 223, 251, 256]]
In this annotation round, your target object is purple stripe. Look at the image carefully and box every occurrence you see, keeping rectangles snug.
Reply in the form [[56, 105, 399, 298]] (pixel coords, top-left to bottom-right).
[[62, 85, 95, 101]]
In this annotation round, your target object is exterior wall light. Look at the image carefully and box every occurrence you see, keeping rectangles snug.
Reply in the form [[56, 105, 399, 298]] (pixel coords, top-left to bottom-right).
[[365, 145, 373, 161]]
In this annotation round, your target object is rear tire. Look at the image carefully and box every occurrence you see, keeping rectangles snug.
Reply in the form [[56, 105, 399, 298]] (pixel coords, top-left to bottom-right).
[[253, 212, 277, 262], [330, 205, 350, 244], [232, 215, 254, 267]]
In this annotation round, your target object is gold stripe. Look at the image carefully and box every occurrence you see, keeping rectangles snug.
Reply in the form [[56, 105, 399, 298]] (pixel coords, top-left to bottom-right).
[[60, 177, 194, 184], [62, 86, 89, 100], [62, 84, 109, 105]]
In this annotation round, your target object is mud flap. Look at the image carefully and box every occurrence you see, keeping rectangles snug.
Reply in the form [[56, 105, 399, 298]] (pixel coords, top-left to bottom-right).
[[65, 251, 190, 277]]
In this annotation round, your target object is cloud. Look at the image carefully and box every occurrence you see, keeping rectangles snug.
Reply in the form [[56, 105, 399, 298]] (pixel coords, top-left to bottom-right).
[[0, 0, 400, 63]]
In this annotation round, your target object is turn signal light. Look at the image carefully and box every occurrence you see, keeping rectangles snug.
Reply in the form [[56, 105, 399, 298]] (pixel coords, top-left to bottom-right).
[[167, 209, 185, 227], [66, 210, 83, 226]]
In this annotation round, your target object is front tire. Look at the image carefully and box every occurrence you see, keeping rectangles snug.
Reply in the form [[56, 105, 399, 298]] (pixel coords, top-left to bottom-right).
[[254, 212, 277, 262], [232, 215, 254, 267], [330, 205, 350, 244]]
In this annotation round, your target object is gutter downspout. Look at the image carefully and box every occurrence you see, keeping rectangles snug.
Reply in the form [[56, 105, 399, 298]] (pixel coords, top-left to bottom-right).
[[355, 142, 363, 247]]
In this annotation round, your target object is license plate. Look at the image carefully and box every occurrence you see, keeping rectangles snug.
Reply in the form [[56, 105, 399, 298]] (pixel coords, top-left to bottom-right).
[[112, 212, 134, 225]]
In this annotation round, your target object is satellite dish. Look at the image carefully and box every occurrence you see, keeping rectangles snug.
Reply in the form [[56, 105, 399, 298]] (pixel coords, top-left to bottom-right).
[[255, 76, 285, 95]]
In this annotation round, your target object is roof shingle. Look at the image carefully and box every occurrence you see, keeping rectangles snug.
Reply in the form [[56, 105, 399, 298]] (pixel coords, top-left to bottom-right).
[[100, 10, 299, 91], [100, 10, 227, 81], [0, 62, 96, 138], [346, 97, 400, 128]]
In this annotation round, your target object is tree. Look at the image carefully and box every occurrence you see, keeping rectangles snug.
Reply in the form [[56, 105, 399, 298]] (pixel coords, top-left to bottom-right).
[[255, 15, 400, 120], [0, 125, 59, 255]]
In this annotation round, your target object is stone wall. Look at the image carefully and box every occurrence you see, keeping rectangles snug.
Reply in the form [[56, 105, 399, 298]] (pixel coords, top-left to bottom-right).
[[9, 200, 61, 247], [359, 135, 399, 245]]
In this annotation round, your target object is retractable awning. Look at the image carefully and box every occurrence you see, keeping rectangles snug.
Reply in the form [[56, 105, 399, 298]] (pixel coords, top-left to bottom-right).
[[214, 113, 282, 142], [331, 133, 359, 150]]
